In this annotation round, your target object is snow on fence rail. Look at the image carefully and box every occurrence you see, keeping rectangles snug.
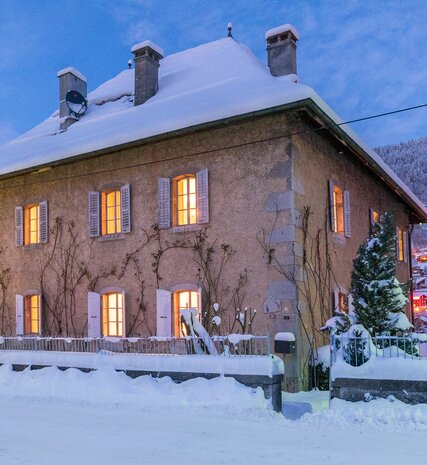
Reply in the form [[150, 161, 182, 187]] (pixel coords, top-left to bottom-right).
[[331, 333, 427, 367], [0, 335, 271, 357]]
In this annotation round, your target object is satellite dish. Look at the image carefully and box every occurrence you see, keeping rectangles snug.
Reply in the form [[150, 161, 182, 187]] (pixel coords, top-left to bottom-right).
[[65, 90, 88, 118]]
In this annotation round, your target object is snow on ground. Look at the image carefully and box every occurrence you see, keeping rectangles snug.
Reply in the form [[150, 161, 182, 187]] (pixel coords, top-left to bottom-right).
[[0, 365, 426, 465]]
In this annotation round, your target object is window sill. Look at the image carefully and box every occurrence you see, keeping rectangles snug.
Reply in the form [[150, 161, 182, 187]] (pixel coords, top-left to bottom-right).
[[23, 243, 44, 250], [98, 233, 126, 242], [170, 224, 202, 234], [332, 233, 347, 245]]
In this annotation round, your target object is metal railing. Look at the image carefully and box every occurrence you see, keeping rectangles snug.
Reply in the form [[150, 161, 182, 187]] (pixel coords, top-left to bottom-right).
[[0, 335, 271, 357], [331, 333, 427, 367]]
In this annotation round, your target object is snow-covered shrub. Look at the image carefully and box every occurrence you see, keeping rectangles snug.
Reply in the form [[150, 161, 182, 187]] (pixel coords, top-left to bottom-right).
[[340, 325, 371, 367], [312, 345, 330, 390]]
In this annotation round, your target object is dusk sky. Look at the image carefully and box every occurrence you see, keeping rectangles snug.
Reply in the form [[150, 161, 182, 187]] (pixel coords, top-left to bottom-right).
[[1, 0, 427, 148]]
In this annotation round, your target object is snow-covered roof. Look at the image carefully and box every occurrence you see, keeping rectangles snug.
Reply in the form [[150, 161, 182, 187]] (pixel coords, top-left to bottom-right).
[[0, 37, 426, 220]]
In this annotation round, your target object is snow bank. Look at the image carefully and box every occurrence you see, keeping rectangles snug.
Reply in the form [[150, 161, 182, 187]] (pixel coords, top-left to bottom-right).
[[301, 397, 427, 432], [0, 350, 284, 376], [0, 364, 268, 411], [332, 356, 427, 381]]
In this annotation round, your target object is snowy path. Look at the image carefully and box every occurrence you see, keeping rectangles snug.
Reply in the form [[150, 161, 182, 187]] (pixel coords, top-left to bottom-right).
[[0, 366, 426, 465]]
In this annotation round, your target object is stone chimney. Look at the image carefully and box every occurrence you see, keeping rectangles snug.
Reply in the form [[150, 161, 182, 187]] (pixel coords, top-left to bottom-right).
[[57, 67, 87, 130], [131, 40, 164, 106], [265, 24, 299, 77]]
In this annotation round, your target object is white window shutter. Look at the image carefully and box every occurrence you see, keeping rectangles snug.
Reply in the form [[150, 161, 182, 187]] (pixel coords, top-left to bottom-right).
[[343, 190, 351, 238], [120, 184, 131, 233], [88, 191, 100, 238], [158, 178, 171, 229], [16, 294, 24, 335], [348, 294, 354, 313], [333, 289, 339, 313], [39, 294, 43, 335], [403, 230, 408, 264], [156, 289, 172, 337], [196, 168, 209, 224], [15, 206, 23, 247], [87, 292, 101, 338], [39, 200, 49, 244], [121, 292, 126, 338], [328, 180, 335, 231]]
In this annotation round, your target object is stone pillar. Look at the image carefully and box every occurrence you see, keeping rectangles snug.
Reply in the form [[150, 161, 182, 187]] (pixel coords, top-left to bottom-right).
[[131, 40, 164, 106]]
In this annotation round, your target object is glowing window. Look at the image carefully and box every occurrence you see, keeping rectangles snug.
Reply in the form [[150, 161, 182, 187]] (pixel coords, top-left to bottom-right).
[[177, 176, 197, 226], [175, 289, 199, 336], [332, 185, 344, 234], [338, 292, 348, 313], [102, 292, 124, 337], [372, 210, 379, 224], [397, 227, 404, 262], [102, 190, 121, 235], [25, 294, 40, 334], [25, 205, 40, 245]]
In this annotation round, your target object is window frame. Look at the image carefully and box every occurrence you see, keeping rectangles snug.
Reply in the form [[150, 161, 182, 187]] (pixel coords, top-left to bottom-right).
[[24, 294, 41, 335], [102, 291, 124, 338], [172, 174, 197, 227], [101, 189, 122, 236], [396, 226, 405, 262], [173, 288, 200, 336], [24, 204, 41, 245]]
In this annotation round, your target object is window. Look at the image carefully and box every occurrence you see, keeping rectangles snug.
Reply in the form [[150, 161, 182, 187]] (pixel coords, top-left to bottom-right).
[[176, 176, 197, 226], [158, 169, 209, 229], [328, 180, 350, 237], [333, 289, 348, 314], [174, 289, 199, 336], [370, 209, 379, 227], [332, 186, 344, 233], [102, 292, 124, 337], [102, 190, 121, 235], [88, 185, 131, 238], [15, 201, 48, 246], [25, 205, 40, 244], [396, 226, 404, 262], [25, 294, 40, 334]]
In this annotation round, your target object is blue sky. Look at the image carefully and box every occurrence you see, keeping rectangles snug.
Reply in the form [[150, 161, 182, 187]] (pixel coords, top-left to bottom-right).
[[1, 0, 427, 148]]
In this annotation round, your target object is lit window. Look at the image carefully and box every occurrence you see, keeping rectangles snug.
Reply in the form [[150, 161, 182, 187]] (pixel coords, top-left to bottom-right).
[[102, 292, 124, 337], [397, 227, 404, 262], [102, 190, 121, 235], [338, 292, 348, 313], [175, 289, 199, 336], [176, 176, 197, 226], [25, 294, 40, 334], [372, 210, 379, 224], [333, 186, 344, 234], [25, 205, 40, 244]]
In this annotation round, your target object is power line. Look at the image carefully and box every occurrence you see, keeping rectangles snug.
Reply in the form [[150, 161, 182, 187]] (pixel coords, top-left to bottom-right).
[[2, 101, 427, 190]]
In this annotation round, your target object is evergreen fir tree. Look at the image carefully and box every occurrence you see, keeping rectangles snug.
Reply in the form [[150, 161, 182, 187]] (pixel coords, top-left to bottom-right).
[[350, 212, 408, 336]]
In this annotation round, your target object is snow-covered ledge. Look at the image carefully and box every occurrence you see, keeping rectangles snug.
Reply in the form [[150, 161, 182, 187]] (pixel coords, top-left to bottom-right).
[[0, 351, 284, 411], [0, 350, 284, 377]]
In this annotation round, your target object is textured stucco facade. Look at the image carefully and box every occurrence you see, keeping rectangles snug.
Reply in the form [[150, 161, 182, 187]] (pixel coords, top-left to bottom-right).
[[0, 109, 416, 390]]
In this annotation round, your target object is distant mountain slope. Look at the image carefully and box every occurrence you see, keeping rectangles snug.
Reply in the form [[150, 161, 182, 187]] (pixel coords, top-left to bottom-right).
[[376, 136, 427, 206], [376, 136, 427, 246]]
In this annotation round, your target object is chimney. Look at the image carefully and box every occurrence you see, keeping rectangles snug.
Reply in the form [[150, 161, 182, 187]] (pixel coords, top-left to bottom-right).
[[265, 24, 299, 77], [131, 40, 164, 106], [57, 67, 87, 130]]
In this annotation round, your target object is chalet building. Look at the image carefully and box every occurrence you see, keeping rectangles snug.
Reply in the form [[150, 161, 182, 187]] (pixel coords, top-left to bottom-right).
[[0, 25, 426, 389]]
